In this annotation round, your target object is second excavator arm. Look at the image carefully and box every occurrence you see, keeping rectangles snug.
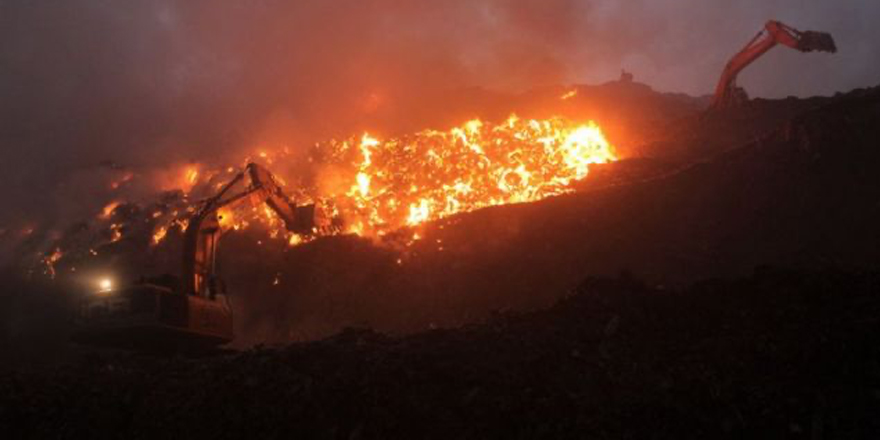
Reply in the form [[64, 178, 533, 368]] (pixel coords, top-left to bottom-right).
[[711, 20, 837, 110], [181, 163, 316, 299]]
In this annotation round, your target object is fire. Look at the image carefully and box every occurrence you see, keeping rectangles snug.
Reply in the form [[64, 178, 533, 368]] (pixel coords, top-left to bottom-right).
[[152, 226, 168, 245], [288, 234, 303, 246], [217, 208, 237, 230], [556, 123, 615, 184], [406, 199, 431, 226], [42, 248, 63, 278], [360, 134, 380, 166], [321, 115, 616, 236], [355, 173, 371, 197], [99, 201, 121, 219], [186, 168, 199, 186], [560, 89, 578, 100], [93, 115, 616, 255]]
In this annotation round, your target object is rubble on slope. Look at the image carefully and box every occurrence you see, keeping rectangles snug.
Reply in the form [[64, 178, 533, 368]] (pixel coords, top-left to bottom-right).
[[2, 267, 878, 438]]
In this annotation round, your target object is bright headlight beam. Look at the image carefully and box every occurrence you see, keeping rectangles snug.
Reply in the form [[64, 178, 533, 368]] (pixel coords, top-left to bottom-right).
[[98, 278, 113, 292]]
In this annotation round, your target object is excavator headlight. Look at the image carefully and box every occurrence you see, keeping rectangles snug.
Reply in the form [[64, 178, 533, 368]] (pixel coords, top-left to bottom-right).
[[97, 277, 113, 294]]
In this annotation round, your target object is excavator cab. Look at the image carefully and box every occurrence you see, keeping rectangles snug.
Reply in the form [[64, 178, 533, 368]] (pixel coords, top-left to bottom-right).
[[72, 163, 316, 351], [72, 282, 234, 351]]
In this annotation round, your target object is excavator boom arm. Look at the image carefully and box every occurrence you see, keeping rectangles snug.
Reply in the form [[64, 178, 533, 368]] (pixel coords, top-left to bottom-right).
[[182, 163, 316, 298], [74, 163, 317, 349], [711, 20, 836, 110]]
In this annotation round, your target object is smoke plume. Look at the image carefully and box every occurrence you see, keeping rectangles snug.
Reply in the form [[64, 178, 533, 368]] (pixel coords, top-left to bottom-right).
[[1, 0, 878, 235]]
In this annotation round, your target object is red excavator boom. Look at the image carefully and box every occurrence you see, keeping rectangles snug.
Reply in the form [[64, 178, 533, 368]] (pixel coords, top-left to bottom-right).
[[711, 20, 837, 110], [73, 163, 318, 351]]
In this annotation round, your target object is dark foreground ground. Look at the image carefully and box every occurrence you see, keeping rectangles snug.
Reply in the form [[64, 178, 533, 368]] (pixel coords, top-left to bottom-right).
[[2, 267, 878, 438]]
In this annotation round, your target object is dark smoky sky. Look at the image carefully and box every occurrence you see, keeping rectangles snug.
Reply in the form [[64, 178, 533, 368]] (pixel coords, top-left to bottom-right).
[[1, 0, 878, 229]]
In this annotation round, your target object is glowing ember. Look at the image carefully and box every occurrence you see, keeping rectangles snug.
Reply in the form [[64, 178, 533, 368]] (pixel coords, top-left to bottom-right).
[[288, 234, 303, 246], [560, 89, 578, 100], [42, 248, 63, 278], [152, 226, 168, 245], [99, 201, 121, 219], [109, 223, 123, 243], [406, 199, 431, 226]]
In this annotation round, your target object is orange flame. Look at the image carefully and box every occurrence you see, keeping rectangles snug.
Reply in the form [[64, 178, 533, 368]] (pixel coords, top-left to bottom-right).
[[137, 115, 616, 249], [560, 89, 578, 100], [325, 115, 616, 237], [99, 201, 121, 219], [152, 226, 168, 245]]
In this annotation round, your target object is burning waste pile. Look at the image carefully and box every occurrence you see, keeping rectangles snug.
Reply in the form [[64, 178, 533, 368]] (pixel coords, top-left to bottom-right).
[[28, 115, 616, 282], [321, 115, 615, 236]]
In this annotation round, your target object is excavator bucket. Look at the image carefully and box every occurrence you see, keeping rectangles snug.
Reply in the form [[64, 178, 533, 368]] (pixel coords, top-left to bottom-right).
[[72, 284, 233, 351], [799, 31, 837, 53], [247, 163, 316, 234]]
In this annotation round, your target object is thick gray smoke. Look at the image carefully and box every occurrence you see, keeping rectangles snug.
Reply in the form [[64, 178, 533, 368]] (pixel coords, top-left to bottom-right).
[[0, 0, 878, 232]]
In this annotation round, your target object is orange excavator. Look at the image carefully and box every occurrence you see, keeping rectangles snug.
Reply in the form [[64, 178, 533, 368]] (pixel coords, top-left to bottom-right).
[[711, 20, 837, 110], [73, 163, 318, 351]]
